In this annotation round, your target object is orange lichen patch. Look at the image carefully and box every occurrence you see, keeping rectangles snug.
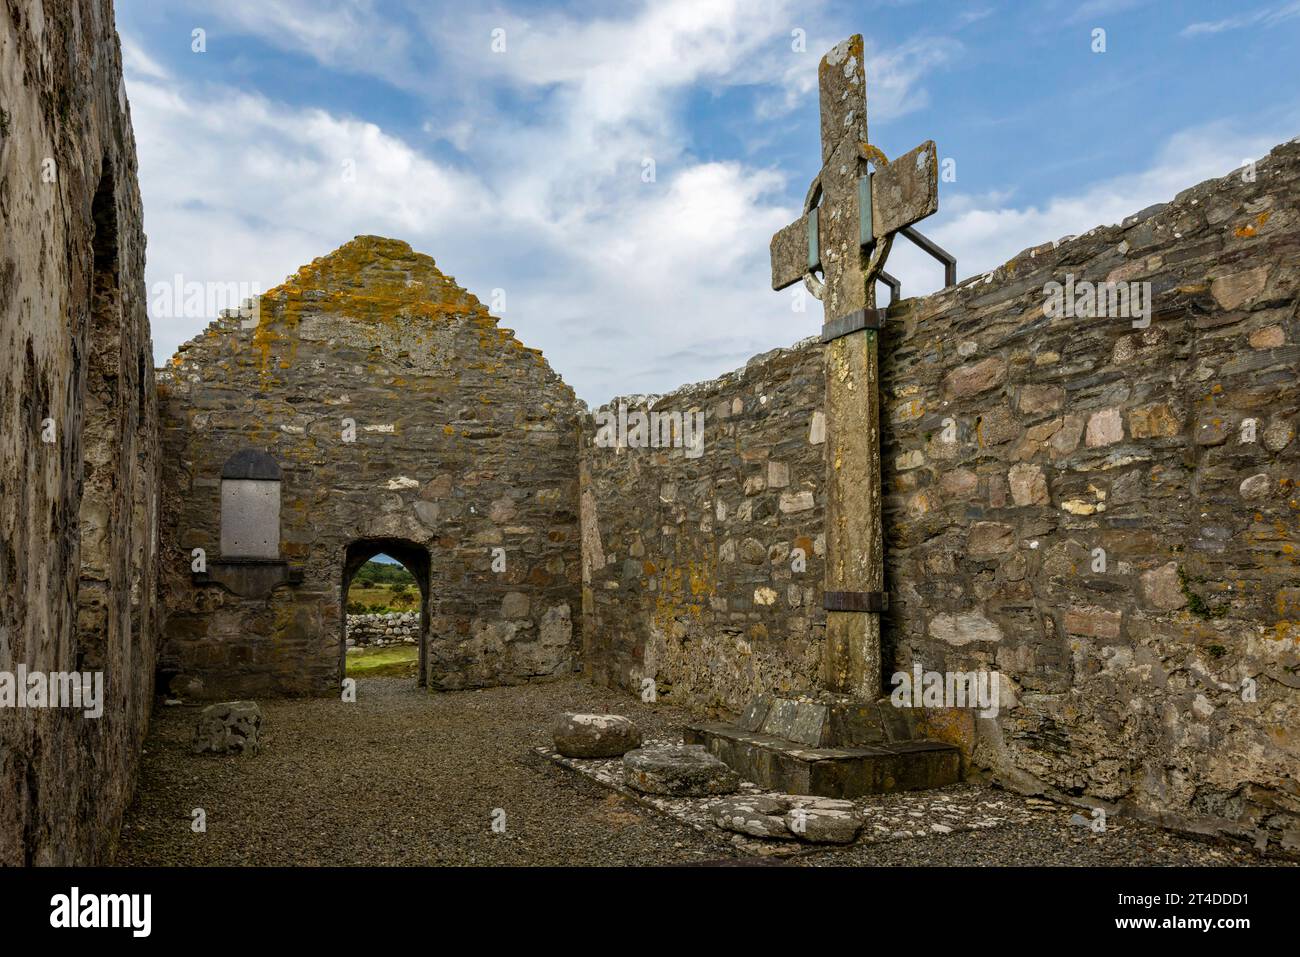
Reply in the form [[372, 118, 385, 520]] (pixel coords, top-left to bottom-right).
[[1235, 211, 1273, 237], [237, 235, 549, 373]]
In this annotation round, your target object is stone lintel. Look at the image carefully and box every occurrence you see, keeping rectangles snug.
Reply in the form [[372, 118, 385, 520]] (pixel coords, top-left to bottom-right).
[[194, 560, 304, 599]]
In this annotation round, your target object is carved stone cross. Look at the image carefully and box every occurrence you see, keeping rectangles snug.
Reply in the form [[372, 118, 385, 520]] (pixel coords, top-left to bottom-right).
[[769, 35, 939, 697]]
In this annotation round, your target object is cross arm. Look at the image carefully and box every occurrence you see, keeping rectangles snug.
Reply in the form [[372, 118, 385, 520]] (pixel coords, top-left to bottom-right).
[[870, 140, 938, 238], [769, 139, 937, 293], [770, 213, 812, 291]]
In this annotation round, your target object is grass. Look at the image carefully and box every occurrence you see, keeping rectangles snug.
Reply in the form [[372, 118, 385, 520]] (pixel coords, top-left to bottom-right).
[[345, 645, 419, 678], [346, 585, 418, 611]]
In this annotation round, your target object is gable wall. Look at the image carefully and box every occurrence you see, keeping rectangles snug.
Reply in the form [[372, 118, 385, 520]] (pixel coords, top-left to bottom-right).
[[158, 238, 582, 697]]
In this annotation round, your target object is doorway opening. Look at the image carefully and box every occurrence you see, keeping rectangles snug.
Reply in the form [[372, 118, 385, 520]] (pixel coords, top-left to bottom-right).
[[341, 539, 430, 686]]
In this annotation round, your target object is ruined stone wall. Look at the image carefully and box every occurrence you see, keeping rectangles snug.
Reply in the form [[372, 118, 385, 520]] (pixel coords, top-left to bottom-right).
[[581, 350, 828, 709], [347, 612, 419, 646], [583, 139, 1300, 850], [0, 0, 161, 864], [158, 237, 581, 698]]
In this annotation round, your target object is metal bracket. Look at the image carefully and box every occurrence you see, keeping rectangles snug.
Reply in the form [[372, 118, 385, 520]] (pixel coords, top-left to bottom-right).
[[894, 226, 958, 290], [879, 270, 901, 307], [806, 207, 819, 271], [824, 590, 887, 613], [858, 173, 874, 249], [820, 307, 887, 343]]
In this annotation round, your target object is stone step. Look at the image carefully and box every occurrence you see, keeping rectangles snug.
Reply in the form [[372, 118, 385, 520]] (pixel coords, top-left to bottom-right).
[[684, 723, 960, 798]]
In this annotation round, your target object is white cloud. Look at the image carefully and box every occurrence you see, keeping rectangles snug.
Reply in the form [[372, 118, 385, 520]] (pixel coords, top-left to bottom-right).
[[122, 3, 1288, 408], [124, 0, 968, 403], [120, 35, 169, 80], [1181, 1, 1300, 37], [124, 54, 796, 404], [176, 0, 418, 85]]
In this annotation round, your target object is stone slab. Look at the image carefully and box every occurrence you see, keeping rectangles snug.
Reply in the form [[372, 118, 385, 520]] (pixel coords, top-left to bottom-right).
[[684, 722, 959, 798]]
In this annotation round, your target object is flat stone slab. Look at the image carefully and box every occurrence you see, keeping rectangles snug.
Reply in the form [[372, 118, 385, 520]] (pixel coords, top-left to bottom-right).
[[552, 712, 641, 758], [786, 798, 862, 844], [711, 796, 797, 840], [538, 738, 1042, 856], [737, 691, 931, 748], [684, 722, 959, 797], [710, 794, 863, 844], [623, 743, 739, 797]]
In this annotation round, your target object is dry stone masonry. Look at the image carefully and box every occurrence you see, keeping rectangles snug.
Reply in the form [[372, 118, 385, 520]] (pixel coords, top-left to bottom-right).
[[346, 612, 420, 647], [582, 140, 1300, 852]]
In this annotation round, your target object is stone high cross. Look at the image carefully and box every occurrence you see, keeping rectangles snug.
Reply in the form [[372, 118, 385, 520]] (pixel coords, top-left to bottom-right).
[[770, 35, 938, 697]]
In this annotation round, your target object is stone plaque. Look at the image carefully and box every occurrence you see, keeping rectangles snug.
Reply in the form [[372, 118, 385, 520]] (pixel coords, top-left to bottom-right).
[[220, 479, 281, 559]]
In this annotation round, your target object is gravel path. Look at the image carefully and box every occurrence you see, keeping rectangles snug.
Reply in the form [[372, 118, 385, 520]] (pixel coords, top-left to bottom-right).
[[116, 676, 737, 865], [115, 676, 1276, 867]]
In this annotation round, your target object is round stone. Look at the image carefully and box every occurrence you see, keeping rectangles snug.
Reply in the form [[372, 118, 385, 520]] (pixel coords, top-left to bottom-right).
[[622, 744, 739, 796], [552, 713, 642, 758], [711, 796, 796, 839]]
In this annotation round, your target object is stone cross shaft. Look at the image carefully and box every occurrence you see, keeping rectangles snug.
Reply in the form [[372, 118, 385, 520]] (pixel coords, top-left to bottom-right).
[[769, 35, 938, 697]]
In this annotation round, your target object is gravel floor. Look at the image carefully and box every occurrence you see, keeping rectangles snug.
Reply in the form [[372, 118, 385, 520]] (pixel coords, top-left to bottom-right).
[[115, 676, 1279, 867]]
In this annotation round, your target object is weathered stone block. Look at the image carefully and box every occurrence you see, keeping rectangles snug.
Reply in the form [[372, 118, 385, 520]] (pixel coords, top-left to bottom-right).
[[192, 701, 262, 755], [942, 357, 1006, 399], [552, 713, 641, 758], [1085, 408, 1124, 447], [968, 522, 1016, 559], [623, 744, 740, 796], [1140, 563, 1187, 611]]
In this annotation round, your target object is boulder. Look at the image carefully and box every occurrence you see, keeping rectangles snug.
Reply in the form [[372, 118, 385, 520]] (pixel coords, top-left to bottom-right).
[[192, 701, 262, 755], [623, 744, 739, 796], [552, 713, 641, 758]]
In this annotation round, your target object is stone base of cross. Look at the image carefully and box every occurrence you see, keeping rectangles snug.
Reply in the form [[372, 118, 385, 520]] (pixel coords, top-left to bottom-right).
[[770, 35, 939, 696]]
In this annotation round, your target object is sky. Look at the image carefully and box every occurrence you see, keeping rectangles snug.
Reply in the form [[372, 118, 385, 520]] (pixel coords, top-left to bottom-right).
[[116, 0, 1300, 405]]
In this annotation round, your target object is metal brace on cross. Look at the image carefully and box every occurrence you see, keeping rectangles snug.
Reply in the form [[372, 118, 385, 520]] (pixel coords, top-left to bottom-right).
[[767, 34, 940, 697], [770, 34, 939, 336]]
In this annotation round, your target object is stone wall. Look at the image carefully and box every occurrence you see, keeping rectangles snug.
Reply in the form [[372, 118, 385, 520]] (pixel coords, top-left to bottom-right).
[[158, 237, 582, 698], [0, 1, 161, 864], [347, 612, 419, 646], [582, 139, 1300, 851], [581, 349, 828, 708]]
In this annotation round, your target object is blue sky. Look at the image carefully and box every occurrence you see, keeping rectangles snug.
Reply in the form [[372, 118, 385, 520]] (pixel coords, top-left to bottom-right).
[[117, 0, 1300, 404]]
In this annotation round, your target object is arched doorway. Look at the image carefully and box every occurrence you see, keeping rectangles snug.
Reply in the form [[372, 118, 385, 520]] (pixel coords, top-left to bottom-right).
[[341, 539, 431, 687]]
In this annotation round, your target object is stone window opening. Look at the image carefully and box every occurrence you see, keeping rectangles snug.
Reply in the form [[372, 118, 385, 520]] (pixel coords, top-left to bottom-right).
[[342, 540, 430, 688], [219, 450, 282, 559], [76, 157, 122, 672]]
